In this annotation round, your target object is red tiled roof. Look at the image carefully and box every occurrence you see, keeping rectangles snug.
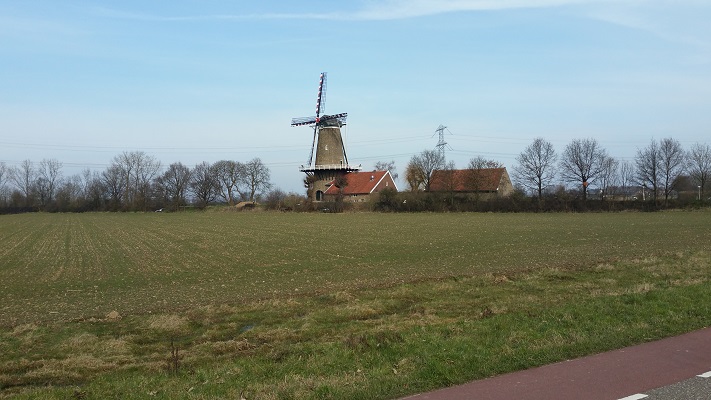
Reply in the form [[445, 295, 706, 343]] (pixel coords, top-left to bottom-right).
[[430, 168, 506, 192], [324, 171, 392, 195]]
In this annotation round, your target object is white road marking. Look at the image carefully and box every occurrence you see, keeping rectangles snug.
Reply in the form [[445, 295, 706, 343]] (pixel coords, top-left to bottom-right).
[[618, 395, 648, 400], [697, 371, 711, 378]]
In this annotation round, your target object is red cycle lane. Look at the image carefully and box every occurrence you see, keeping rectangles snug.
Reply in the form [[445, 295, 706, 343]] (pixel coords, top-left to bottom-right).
[[403, 327, 711, 400]]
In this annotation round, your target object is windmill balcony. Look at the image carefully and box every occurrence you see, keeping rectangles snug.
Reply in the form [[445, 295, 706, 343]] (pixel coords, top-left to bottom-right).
[[300, 164, 362, 172]]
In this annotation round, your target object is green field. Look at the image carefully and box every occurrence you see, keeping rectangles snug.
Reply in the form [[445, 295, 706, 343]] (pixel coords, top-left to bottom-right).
[[1, 211, 711, 399]]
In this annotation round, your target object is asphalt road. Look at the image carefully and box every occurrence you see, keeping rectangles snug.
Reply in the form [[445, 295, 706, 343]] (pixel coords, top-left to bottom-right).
[[638, 373, 711, 399], [403, 327, 711, 400]]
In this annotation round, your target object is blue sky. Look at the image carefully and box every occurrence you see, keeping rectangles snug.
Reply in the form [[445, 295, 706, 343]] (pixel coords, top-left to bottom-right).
[[2, 0, 710, 193]]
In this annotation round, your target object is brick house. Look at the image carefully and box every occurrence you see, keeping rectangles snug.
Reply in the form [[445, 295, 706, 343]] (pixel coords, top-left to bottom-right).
[[429, 167, 514, 199], [322, 171, 398, 203]]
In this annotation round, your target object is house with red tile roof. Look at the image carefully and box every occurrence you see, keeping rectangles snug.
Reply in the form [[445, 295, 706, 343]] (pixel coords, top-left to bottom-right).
[[429, 167, 514, 199], [322, 170, 398, 203]]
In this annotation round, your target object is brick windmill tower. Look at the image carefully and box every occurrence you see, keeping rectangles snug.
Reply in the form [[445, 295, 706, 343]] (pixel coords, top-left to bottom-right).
[[292, 72, 361, 201]]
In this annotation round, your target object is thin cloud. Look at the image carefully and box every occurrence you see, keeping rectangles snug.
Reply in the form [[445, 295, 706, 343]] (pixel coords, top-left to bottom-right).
[[89, 6, 338, 22], [0, 15, 88, 37], [91, 0, 606, 23], [352, 0, 598, 20], [86, 0, 711, 53], [584, 2, 711, 53]]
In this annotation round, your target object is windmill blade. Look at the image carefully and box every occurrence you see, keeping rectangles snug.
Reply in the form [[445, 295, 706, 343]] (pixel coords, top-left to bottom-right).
[[291, 116, 318, 126], [307, 125, 318, 166], [316, 72, 327, 118], [332, 119, 350, 166], [341, 133, 350, 167], [319, 113, 348, 126]]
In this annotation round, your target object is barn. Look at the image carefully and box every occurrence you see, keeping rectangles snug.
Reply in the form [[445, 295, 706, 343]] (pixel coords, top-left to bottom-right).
[[322, 171, 398, 203], [429, 167, 514, 199]]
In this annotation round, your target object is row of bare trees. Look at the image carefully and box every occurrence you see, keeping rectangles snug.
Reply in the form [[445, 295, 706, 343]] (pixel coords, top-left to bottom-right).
[[515, 137, 710, 206], [0, 152, 272, 213], [403, 137, 710, 207]]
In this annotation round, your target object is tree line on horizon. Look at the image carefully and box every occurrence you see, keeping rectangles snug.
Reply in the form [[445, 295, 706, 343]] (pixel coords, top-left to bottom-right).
[[1, 137, 710, 214], [399, 137, 710, 209], [0, 151, 274, 213]]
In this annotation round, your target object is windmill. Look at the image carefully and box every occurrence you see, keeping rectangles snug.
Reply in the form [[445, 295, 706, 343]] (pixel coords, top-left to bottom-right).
[[292, 72, 351, 167], [292, 72, 360, 201]]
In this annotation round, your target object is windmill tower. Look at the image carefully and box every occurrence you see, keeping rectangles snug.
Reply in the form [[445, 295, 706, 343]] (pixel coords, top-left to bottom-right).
[[293, 72, 361, 201]]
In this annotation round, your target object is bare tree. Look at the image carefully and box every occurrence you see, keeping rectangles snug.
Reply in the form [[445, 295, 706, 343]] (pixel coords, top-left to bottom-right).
[[102, 165, 124, 209], [406, 149, 444, 192], [37, 158, 63, 207], [658, 138, 685, 206], [157, 162, 192, 211], [190, 162, 219, 208], [132, 153, 161, 211], [514, 137, 557, 201], [55, 174, 83, 211], [35, 176, 51, 209], [103, 151, 160, 210], [109, 151, 161, 210], [10, 159, 36, 206], [0, 162, 8, 205], [240, 158, 271, 202], [0, 161, 7, 189], [687, 142, 711, 201], [211, 160, 244, 205], [635, 140, 661, 205], [112, 152, 134, 207], [559, 138, 607, 201], [374, 160, 399, 180], [618, 161, 635, 200], [81, 168, 104, 208], [598, 156, 619, 201], [468, 156, 503, 170]]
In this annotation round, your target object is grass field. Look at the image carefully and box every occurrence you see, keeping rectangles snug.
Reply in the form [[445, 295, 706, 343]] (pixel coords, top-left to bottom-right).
[[1, 210, 711, 398]]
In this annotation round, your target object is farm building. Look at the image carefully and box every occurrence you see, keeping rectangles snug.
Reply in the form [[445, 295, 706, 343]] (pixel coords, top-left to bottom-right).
[[429, 167, 514, 199], [322, 170, 398, 203]]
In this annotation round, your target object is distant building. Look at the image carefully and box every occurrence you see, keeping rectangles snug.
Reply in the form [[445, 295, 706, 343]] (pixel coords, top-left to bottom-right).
[[322, 170, 398, 203], [429, 167, 514, 199]]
